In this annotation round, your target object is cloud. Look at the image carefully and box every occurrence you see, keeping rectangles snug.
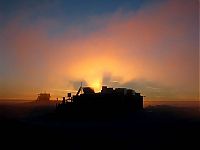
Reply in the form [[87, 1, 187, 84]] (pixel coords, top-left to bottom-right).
[[119, 79, 177, 100]]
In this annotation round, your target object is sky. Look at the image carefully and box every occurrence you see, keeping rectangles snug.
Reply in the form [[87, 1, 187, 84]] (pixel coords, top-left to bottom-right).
[[0, 0, 199, 101]]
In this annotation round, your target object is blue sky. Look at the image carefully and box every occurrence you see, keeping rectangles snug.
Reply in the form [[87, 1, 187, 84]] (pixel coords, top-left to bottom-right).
[[0, 0, 161, 26]]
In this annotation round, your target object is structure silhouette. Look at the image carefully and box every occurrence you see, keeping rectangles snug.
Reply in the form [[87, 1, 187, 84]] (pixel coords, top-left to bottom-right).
[[56, 85, 143, 118], [36, 93, 50, 102]]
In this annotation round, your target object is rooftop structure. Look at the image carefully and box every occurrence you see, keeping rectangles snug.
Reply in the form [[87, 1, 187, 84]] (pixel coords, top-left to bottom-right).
[[56, 85, 143, 117], [36, 93, 50, 102]]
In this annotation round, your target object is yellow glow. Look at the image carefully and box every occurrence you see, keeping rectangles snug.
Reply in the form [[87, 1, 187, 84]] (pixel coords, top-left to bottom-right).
[[90, 79, 102, 92], [67, 55, 136, 84]]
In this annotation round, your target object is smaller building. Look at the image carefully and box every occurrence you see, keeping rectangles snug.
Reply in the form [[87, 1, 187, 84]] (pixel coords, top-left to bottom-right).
[[36, 93, 50, 102]]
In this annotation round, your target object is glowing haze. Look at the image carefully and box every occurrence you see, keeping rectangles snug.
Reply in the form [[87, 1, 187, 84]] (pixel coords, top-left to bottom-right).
[[0, 0, 199, 101]]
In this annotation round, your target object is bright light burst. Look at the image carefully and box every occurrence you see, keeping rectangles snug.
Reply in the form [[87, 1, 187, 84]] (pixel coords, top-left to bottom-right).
[[90, 79, 102, 92]]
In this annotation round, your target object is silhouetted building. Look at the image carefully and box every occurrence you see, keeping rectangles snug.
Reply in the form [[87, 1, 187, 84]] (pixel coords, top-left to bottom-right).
[[101, 86, 114, 94], [57, 85, 143, 117], [82, 87, 95, 94], [36, 93, 50, 102]]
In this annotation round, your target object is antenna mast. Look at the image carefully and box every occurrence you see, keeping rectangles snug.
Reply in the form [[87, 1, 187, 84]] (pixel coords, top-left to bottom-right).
[[76, 82, 83, 96]]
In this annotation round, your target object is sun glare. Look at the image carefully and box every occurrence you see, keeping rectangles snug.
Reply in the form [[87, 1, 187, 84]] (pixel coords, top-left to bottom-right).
[[91, 79, 102, 92]]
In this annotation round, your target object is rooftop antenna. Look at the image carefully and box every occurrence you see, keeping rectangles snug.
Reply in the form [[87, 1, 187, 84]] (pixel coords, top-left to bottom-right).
[[81, 82, 83, 94], [76, 82, 83, 96]]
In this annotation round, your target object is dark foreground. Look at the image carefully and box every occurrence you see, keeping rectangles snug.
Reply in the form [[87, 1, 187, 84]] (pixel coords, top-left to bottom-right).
[[0, 101, 199, 149]]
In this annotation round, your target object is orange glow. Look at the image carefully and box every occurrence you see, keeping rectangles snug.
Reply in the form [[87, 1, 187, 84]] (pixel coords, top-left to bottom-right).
[[66, 55, 137, 86]]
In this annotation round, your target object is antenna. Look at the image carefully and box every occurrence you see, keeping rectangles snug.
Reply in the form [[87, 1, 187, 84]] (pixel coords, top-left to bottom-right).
[[76, 82, 83, 96], [81, 82, 83, 94]]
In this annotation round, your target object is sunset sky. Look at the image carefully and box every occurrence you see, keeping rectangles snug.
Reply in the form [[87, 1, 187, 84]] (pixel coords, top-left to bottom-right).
[[0, 0, 199, 101]]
